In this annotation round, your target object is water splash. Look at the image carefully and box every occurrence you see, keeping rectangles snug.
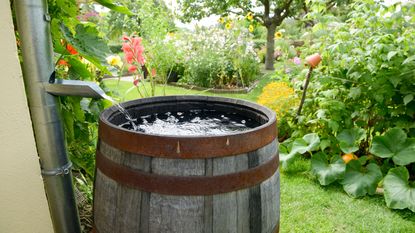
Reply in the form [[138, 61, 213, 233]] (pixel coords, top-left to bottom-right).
[[102, 94, 138, 130]]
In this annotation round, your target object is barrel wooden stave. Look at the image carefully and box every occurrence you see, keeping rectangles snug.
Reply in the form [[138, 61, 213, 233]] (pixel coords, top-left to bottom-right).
[[94, 140, 279, 233]]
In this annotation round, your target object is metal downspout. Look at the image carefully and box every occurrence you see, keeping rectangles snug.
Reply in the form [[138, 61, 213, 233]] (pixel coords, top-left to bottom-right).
[[14, 0, 81, 232]]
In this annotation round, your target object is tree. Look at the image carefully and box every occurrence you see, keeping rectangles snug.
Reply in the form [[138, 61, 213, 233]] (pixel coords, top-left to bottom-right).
[[103, 0, 175, 41], [178, 0, 304, 70]]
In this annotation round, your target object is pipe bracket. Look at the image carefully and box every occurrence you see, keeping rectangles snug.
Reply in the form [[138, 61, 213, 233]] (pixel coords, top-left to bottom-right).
[[41, 161, 73, 176], [44, 13, 51, 22]]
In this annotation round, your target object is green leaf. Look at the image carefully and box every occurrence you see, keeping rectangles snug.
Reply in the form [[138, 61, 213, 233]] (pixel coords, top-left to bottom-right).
[[404, 94, 414, 105], [392, 139, 415, 165], [402, 55, 415, 65], [56, 0, 78, 17], [348, 87, 361, 99], [67, 57, 93, 80], [341, 161, 382, 197], [370, 128, 415, 165], [388, 75, 401, 88], [387, 51, 398, 61], [50, 19, 68, 55], [336, 128, 366, 154], [280, 133, 320, 167], [94, 0, 133, 15], [291, 133, 321, 154], [383, 167, 415, 212], [320, 139, 331, 151], [311, 152, 346, 186], [60, 23, 111, 72], [69, 97, 85, 122]]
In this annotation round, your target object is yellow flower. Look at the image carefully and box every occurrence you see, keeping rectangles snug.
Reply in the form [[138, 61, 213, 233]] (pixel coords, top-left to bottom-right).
[[274, 31, 283, 39], [249, 24, 254, 33], [257, 81, 298, 118], [218, 17, 224, 24], [167, 32, 175, 37], [246, 12, 254, 21], [106, 55, 123, 68], [225, 22, 232, 30]]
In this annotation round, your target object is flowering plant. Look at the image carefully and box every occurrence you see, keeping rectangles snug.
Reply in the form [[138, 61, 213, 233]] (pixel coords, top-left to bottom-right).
[[178, 25, 261, 88], [120, 35, 156, 97]]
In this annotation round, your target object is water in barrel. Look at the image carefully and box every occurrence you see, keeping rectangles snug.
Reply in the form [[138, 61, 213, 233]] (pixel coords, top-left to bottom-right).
[[118, 109, 261, 136]]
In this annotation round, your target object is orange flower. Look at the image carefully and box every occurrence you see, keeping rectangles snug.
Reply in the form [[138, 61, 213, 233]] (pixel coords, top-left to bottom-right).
[[58, 59, 68, 66], [151, 68, 157, 77], [66, 44, 78, 55]]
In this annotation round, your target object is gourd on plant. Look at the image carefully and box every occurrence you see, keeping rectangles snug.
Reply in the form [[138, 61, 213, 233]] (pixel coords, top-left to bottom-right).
[[342, 153, 358, 164]]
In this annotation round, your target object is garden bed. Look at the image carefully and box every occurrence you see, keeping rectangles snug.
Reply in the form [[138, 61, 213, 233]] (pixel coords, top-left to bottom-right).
[[167, 80, 260, 94]]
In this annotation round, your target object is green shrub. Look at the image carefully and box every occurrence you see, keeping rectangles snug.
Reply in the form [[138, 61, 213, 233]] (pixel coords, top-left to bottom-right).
[[179, 25, 261, 88]]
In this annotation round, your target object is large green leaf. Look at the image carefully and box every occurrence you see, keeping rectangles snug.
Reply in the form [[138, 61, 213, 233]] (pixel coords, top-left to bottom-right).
[[280, 133, 320, 167], [370, 128, 415, 165], [60, 23, 111, 72], [383, 167, 415, 212], [94, 0, 133, 15], [336, 128, 366, 154], [311, 152, 346, 186], [67, 57, 93, 80], [291, 133, 321, 154], [56, 0, 78, 17], [341, 161, 382, 197]]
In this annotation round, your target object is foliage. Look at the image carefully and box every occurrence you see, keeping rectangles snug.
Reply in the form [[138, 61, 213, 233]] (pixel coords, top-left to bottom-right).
[[383, 167, 415, 212], [370, 128, 415, 166], [102, 0, 179, 92], [311, 152, 345, 185], [177, 0, 305, 70], [48, 0, 130, 181], [280, 133, 320, 167], [147, 32, 185, 90], [179, 25, 261, 88], [336, 128, 366, 154], [341, 160, 382, 197], [276, 0, 415, 212], [102, 0, 175, 41]]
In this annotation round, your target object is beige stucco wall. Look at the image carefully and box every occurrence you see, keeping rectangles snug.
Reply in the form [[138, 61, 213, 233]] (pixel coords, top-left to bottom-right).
[[0, 2, 54, 233]]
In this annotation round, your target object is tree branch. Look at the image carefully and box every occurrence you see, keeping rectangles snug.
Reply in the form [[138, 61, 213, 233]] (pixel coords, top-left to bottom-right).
[[264, 0, 270, 18], [228, 4, 264, 24], [272, 0, 293, 23]]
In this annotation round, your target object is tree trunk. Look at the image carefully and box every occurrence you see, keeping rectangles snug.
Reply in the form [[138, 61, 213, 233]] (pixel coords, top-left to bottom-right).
[[265, 24, 277, 70]]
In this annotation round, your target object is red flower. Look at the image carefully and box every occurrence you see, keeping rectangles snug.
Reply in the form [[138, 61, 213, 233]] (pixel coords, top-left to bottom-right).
[[121, 36, 145, 65], [128, 65, 137, 73], [133, 79, 139, 86], [66, 44, 78, 55]]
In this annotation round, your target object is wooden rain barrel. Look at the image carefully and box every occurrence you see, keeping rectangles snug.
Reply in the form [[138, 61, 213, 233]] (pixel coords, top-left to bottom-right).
[[93, 95, 280, 233]]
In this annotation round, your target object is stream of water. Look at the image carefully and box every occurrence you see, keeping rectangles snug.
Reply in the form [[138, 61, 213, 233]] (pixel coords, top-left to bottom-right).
[[101, 94, 139, 130]]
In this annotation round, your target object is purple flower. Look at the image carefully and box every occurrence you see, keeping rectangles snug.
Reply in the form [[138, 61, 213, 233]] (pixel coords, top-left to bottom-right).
[[293, 57, 301, 65]]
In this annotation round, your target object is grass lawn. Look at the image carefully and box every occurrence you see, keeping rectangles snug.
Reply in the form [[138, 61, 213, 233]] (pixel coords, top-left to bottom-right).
[[103, 73, 272, 102], [103, 74, 415, 233], [281, 158, 415, 233]]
